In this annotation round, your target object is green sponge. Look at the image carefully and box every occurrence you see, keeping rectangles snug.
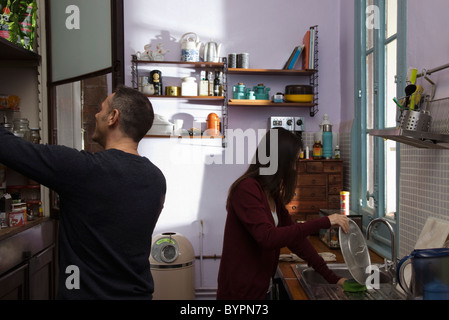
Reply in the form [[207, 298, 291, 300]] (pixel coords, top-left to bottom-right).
[[343, 279, 367, 292]]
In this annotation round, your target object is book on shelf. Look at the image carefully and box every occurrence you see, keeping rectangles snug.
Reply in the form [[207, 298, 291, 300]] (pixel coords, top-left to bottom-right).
[[302, 26, 317, 70], [283, 45, 304, 70]]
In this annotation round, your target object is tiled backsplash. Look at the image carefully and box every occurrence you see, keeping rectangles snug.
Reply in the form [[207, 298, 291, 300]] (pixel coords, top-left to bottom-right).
[[398, 98, 449, 256]]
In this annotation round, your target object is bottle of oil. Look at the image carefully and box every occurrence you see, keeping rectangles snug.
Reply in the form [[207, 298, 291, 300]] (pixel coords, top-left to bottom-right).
[[313, 140, 323, 159]]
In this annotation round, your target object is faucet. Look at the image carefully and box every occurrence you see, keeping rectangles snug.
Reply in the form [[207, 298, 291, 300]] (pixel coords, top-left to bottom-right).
[[366, 218, 397, 285]]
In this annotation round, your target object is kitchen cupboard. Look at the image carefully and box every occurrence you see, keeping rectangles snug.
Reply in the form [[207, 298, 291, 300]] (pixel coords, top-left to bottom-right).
[[0, 218, 56, 300], [0, 1, 56, 300], [287, 159, 343, 223]]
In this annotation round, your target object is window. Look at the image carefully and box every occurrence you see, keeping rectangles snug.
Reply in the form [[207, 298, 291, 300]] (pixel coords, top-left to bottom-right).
[[352, 1, 406, 232]]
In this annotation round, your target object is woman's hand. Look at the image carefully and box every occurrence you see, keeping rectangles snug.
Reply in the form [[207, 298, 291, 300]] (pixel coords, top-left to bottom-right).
[[337, 278, 347, 287], [328, 214, 349, 233]]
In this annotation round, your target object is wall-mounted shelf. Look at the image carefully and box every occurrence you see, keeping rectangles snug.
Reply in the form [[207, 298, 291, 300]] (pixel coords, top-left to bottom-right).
[[370, 128, 449, 149], [228, 99, 316, 107], [131, 58, 224, 69], [144, 95, 224, 101], [227, 68, 316, 76]]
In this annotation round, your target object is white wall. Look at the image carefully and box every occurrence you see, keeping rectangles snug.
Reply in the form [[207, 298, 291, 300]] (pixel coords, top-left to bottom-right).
[[124, 0, 344, 292]]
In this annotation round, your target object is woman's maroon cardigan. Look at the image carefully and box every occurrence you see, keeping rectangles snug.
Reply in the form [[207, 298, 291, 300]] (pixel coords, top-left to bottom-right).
[[217, 178, 340, 300]]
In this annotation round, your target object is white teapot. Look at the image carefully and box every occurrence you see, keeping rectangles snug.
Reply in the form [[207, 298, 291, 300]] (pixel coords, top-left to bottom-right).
[[180, 32, 201, 62]]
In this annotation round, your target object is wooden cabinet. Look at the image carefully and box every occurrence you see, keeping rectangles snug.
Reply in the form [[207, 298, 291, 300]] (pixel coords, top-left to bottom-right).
[[288, 159, 343, 223], [0, 218, 56, 300]]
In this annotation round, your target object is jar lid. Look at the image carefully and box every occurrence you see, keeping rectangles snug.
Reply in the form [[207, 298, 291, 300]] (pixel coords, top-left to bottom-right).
[[182, 77, 196, 82]]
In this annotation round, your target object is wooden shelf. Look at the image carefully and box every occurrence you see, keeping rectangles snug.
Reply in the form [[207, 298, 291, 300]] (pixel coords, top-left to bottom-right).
[[0, 37, 40, 63], [131, 57, 224, 69], [228, 99, 316, 107], [227, 68, 316, 76], [144, 95, 224, 100]]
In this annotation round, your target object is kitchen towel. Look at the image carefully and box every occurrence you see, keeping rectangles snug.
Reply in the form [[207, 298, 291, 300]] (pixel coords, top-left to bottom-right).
[[414, 217, 449, 249]]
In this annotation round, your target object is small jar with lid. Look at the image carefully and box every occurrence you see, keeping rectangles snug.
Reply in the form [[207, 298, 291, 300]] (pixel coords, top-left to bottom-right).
[[13, 118, 31, 141], [181, 77, 198, 96], [313, 140, 323, 159]]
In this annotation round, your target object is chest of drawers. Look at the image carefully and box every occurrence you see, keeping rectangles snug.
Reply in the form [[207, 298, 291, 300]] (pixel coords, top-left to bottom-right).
[[286, 159, 343, 223]]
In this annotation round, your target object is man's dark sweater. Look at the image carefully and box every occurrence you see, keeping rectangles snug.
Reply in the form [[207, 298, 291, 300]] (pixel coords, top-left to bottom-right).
[[0, 127, 166, 299]]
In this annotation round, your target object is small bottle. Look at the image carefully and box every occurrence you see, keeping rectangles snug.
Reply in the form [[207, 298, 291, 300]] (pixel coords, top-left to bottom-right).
[[208, 71, 214, 96], [313, 140, 323, 159], [213, 71, 220, 96], [334, 145, 340, 159], [219, 71, 224, 96], [199, 71, 209, 96]]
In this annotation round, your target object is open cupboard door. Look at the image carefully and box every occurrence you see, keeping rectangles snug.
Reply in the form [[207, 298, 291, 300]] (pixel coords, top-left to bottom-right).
[[45, 0, 124, 217]]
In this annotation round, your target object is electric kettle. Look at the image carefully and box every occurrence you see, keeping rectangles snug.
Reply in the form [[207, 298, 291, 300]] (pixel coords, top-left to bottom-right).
[[202, 40, 222, 63], [397, 248, 449, 300]]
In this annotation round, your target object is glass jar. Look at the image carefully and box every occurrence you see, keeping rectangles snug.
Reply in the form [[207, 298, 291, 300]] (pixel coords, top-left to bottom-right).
[[13, 118, 31, 141], [1, 122, 13, 132], [313, 140, 323, 160], [30, 128, 41, 144]]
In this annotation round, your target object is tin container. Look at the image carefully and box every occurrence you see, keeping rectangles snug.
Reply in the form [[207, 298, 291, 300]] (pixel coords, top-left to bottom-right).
[[165, 86, 180, 96]]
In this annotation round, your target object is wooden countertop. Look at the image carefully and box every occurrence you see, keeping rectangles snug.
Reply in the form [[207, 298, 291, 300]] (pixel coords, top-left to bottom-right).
[[277, 235, 385, 300]]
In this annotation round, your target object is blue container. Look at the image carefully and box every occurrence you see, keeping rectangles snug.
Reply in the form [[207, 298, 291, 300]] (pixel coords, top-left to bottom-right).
[[322, 130, 333, 159]]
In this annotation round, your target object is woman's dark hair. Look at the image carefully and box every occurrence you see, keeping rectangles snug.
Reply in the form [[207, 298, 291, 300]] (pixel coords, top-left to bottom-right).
[[108, 86, 154, 142], [226, 127, 302, 210]]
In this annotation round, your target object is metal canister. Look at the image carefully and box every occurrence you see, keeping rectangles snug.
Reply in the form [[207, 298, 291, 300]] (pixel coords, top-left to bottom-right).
[[237, 53, 249, 69], [165, 86, 180, 96]]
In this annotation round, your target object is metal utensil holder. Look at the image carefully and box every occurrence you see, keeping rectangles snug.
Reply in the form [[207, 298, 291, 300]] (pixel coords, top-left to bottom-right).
[[398, 109, 431, 132]]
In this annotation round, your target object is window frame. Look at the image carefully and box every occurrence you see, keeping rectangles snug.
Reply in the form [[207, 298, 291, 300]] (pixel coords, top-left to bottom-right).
[[351, 0, 407, 258]]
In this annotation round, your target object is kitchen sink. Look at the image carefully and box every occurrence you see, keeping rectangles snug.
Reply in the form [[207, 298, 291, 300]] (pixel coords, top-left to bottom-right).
[[293, 263, 406, 300]]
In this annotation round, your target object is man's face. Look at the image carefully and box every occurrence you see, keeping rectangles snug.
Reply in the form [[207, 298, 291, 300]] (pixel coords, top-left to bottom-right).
[[92, 93, 115, 147]]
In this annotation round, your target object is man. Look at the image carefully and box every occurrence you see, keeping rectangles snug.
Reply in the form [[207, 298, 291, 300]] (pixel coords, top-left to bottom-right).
[[0, 86, 166, 299]]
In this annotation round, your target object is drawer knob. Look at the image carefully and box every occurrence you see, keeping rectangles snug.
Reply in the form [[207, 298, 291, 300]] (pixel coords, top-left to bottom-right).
[[292, 205, 297, 210]]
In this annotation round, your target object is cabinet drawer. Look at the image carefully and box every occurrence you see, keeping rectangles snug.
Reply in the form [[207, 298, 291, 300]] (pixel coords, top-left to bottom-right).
[[286, 201, 301, 214], [328, 184, 343, 195], [306, 162, 323, 173], [287, 200, 327, 214], [297, 161, 307, 173], [323, 162, 343, 173], [296, 187, 326, 200], [328, 195, 340, 209], [297, 174, 327, 186], [328, 174, 342, 185]]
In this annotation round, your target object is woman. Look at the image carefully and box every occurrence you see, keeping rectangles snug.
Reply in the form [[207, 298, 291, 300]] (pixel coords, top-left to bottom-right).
[[217, 128, 349, 300]]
